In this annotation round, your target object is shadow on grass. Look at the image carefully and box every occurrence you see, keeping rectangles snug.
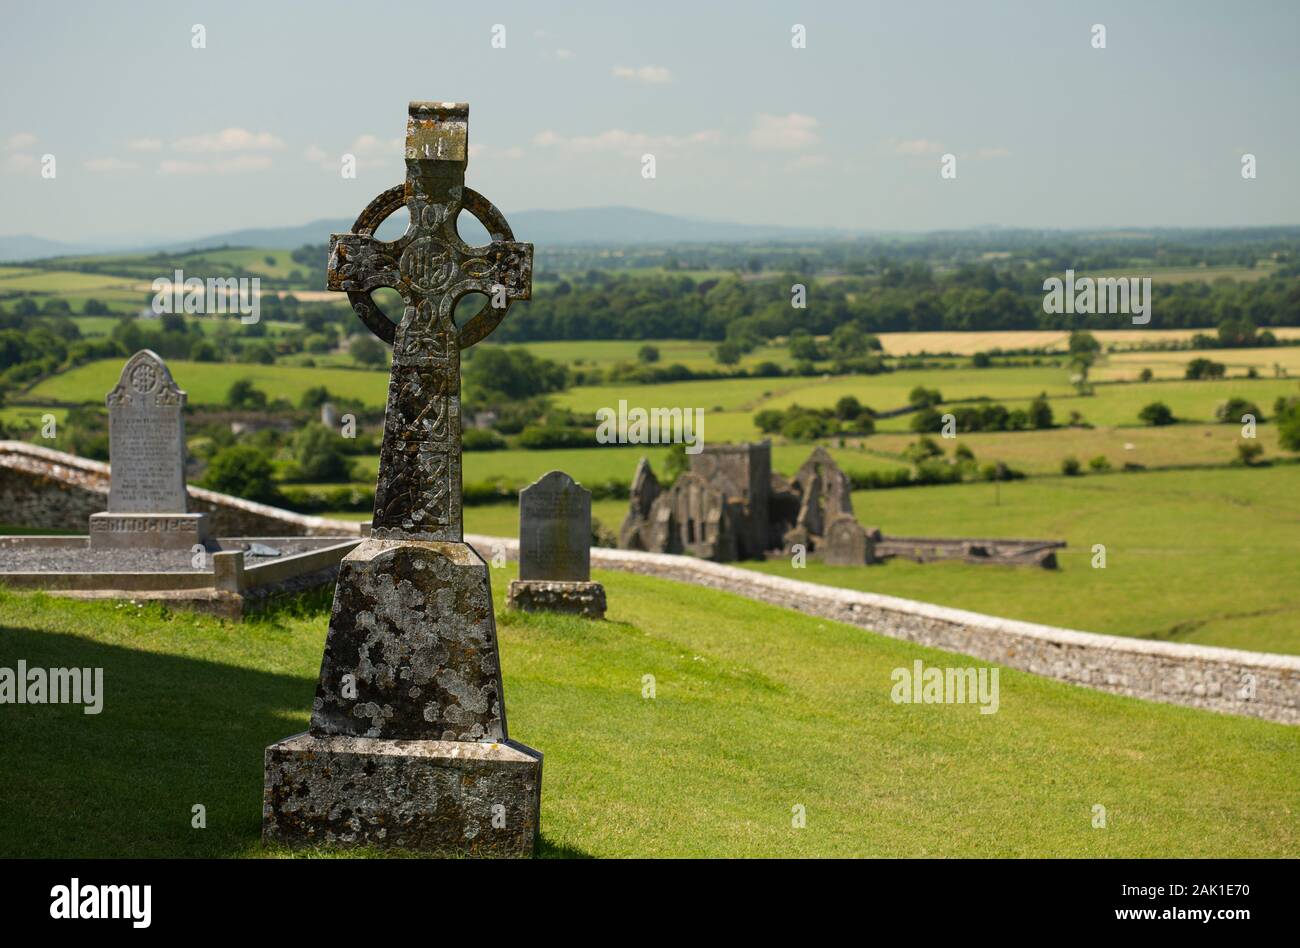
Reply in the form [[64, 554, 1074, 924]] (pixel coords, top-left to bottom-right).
[[0, 620, 591, 859]]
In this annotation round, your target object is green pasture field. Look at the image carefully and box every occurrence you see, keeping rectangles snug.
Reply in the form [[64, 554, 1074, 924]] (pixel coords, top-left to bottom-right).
[[743, 465, 1300, 656], [864, 423, 1284, 474], [23, 358, 390, 407], [1096, 346, 1300, 382], [1, 568, 1296, 858]]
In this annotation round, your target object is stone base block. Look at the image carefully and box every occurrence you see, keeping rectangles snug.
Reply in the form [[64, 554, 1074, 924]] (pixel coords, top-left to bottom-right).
[[507, 579, 606, 619], [89, 512, 210, 550], [263, 732, 542, 856]]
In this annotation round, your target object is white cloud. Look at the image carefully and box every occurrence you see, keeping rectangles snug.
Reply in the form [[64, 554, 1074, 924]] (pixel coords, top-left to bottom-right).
[[6, 153, 36, 170], [469, 143, 524, 160], [554, 49, 575, 60], [171, 128, 285, 152], [612, 65, 672, 84], [533, 128, 719, 156], [972, 146, 1011, 160], [891, 138, 944, 156], [129, 137, 163, 151], [748, 113, 819, 151], [7, 132, 37, 150], [159, 154, 272, 175], [84, 157, 139, 172]]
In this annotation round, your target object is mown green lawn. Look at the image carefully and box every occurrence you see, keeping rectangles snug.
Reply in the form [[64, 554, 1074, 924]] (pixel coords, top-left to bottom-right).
[[1, 568, 1296, 859]]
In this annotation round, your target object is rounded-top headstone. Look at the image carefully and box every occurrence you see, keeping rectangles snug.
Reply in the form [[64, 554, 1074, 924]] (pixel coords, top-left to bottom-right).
[[105, 349, 189, 514], [518, 470, 591, 582]]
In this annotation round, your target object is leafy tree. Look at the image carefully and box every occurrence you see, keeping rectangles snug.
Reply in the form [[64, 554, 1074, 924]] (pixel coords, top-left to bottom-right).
[[1185, 358, 1226, 380], [908, 386, 942, 408], [201, 445, 279, 503], [1061, 456, 1082, 476], [1277, 400, 1300, 452], [1138, 401, 1176, 426], [714, 341, 742, 366], [190, 338, 218, 362], [788, 331, 822, 362], [637, 344, 660, 364], [1214, 398, 1261, 424], [1027, 394, 1054, 429], [293, 423, 352, 481], [349, 335, 386, 367], [465, 347, 568, 402], [226, 379, 268, 410], [834, 395, 863, 420]]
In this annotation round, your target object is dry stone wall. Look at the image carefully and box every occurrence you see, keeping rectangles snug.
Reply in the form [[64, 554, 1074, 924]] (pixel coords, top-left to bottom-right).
[[0, 442, 359, 538]]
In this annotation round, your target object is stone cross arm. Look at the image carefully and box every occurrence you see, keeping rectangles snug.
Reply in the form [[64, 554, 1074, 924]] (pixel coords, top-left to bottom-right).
[[326, 103, 532, 349]]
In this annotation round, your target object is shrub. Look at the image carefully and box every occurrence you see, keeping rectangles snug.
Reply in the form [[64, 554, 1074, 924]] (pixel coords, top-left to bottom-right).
[[1277, 400, 1300, 452], [1027, 394, 1054, 429], [293, 423, 353, 482], [462, 428, 506, 451], [1214, 398, 1262, 424], [1061, 456, 1082, 476], [1088, 455, 1112, 472], [201, 445, 279, 503], [1185, 357, 1226, 380], [1139, 368, 1153, 382], [517, 425, 592, 449], [908, 386, 942, 408], [1138, 401, 1175, 426], [1236, 442, 1265, 466], [226, 379, 267, 410]]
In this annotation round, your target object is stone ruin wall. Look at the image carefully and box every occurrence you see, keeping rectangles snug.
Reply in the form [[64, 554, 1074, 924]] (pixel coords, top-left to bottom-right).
[[0, 441, 359, 538]]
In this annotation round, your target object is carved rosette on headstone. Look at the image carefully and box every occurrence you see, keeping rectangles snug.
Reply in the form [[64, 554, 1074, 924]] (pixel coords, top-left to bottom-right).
[[262, 102, 541, 856], [507, 470, 606, 619], [88, 349, 209, 550]]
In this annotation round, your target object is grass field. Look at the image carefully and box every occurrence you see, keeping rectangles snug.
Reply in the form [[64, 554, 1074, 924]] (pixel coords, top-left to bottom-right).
[[742, 465, 1300, 656], [865, 423, 1284, 474], [1, 569, 1296, 858], [24, 359, 390, 407]]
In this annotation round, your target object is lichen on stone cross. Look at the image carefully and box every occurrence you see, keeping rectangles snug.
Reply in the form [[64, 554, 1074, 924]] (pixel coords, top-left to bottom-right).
[[326, 102, 533, 542]]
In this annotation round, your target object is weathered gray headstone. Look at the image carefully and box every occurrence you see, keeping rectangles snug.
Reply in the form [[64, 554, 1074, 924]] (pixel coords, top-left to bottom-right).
[[508, 471, 606, 618], [822, 513, 874, 566], [88, 349, 209, 549], [263, 102, 541, 856]]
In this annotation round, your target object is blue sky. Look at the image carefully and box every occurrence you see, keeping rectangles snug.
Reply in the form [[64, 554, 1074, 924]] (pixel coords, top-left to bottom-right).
[[1, 0, 1297, 242]]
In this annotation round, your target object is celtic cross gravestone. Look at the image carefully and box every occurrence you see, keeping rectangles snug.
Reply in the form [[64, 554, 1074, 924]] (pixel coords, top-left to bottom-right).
[[88, 349, 210, 550], [263, 102, 541, 856]]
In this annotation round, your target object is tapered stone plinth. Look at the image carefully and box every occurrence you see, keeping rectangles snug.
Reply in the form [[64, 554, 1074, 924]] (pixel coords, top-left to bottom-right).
[[262, 538, 541, 854], [263, 733, 542, 855]]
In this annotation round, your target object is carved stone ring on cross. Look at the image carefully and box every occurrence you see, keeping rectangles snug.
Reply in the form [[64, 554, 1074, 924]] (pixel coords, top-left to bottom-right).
[[337, 183, 530, 349]]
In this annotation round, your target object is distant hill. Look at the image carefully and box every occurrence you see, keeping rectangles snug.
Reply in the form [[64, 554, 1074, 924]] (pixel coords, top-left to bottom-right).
[[0, 207, 852, 262]]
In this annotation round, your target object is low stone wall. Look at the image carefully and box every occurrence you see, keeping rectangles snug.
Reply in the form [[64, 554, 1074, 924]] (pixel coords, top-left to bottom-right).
[[468, 534, 1300, 725], [0, 441, 360, 538]]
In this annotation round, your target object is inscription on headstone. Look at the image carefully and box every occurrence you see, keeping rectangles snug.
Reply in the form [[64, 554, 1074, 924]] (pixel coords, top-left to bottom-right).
[[107, 350, 187, 512]]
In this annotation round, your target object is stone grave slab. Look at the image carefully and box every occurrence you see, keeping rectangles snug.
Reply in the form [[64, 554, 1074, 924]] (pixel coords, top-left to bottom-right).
[[508, 470, 606, 618], [88, 349, 209, 550]]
